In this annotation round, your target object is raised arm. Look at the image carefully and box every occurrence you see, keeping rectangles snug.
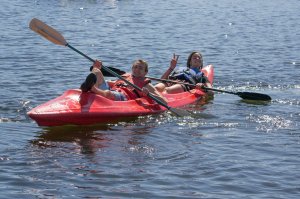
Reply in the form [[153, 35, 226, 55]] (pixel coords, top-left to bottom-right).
[[160, 53, 179, 79]]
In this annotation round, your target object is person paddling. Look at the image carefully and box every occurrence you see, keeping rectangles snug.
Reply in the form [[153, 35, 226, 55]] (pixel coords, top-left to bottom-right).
[[155, 52, 213, 94], [81, 59, 167, 104]]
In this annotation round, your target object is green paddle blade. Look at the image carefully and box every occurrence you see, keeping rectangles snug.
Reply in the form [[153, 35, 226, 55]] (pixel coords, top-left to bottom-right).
[[236, 92, 272, 101]]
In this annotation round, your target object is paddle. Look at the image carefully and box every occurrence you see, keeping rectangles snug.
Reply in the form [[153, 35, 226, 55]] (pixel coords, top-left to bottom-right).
[[147, 76, 272, 101], [29, 18, 190, 116], [100, 66, 126, 77]]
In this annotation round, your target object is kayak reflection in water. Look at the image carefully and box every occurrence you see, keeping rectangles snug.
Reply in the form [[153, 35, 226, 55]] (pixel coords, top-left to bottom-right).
[[80, 59, 167, 104], [155, 51, 213, 95]]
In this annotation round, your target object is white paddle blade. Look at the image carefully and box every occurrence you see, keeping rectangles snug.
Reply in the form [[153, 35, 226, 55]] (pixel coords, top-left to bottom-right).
[[29, 18, 67, 46]]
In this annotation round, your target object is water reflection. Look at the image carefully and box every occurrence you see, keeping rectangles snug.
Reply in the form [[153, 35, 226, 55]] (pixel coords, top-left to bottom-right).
[[239, 99, 272, 105], [248, 114, 294, 133], [29, 116, 161, 156], [187, 96, 216, 119], [30, 125, 112, 154]]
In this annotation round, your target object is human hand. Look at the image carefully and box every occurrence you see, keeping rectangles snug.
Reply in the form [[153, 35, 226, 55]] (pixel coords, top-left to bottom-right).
[[195, 83, 205, 90], [169, 53, 179, 70], [93, 60, 102, 69], [142, 87, 150, 96]]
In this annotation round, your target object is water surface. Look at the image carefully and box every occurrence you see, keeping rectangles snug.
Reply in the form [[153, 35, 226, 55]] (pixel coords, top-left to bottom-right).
[[0, 0, 299, 198]]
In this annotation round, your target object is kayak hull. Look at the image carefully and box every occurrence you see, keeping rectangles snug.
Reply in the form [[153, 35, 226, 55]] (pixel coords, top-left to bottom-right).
[[28, 65, 214, 126]]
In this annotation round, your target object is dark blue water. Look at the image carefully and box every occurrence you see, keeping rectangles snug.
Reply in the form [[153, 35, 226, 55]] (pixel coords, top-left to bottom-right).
[[1, 0, 299, 198]]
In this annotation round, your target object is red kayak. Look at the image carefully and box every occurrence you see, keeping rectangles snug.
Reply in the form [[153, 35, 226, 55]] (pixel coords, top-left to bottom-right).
[[28, 65, 214, 126]]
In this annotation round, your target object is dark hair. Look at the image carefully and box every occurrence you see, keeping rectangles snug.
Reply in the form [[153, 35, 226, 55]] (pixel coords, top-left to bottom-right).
[[186, 51, 203, 69], [80, 73, 97, 92]]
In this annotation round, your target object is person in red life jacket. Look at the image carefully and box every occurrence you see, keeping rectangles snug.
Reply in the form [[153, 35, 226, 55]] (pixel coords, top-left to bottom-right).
[[155, 52, 213, 94], [81, 59, 167, 104]]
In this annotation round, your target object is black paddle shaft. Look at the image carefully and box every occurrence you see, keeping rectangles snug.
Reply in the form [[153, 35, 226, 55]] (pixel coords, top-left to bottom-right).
[[67, 44, 125, 76], [147, 76, 272, 101], [204, 87, 272, 101]]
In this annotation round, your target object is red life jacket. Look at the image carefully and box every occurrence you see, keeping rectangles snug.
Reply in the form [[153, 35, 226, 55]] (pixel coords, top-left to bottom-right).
[[111, 74, 151, 100]]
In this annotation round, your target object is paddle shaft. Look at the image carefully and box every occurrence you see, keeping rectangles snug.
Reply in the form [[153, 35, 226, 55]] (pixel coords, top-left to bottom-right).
[[67, 44, 94, 62], [148, 76, 221, 93], [147, 76, 271, 101]]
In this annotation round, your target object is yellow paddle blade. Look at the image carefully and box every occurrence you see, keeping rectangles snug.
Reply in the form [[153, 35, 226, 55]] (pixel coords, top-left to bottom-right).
[[29, 18, 67, 46]]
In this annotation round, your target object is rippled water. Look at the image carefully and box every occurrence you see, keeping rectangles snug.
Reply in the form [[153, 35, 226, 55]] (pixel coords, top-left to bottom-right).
[[1, 0, 299, 198]]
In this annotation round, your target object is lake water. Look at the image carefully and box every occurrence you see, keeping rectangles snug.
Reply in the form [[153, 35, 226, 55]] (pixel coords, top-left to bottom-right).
[[0, 0, 299, 198]]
